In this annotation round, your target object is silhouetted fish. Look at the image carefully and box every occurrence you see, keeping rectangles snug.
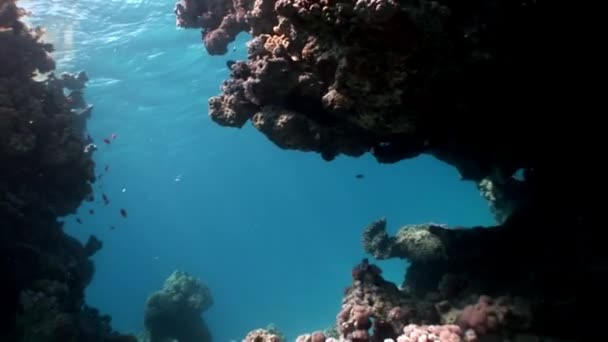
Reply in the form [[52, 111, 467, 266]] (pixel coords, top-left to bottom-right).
[[120, 208, 127, 218], [104, 165, 109, 172], [102, 194, 109, 205], [88, 209, 95, 215], [76, 218, 82, 224], [355, 174, 364, 179], [103, 138, 111, 144]]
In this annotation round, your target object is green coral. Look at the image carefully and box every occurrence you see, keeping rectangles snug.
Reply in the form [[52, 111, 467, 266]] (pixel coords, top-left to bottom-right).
[[163, 270, 213, 312], [394, 224, 446, 262]]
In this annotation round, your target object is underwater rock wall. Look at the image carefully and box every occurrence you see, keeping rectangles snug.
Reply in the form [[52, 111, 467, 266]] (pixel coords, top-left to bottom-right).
[[173, 0, 591, 226], [173, 0, 542, 168], [0, 1, 135, 341]]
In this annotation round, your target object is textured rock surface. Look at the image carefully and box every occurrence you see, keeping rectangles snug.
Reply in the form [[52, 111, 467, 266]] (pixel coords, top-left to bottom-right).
[[362, 217, 579, 339], [243, 328, 284, 342], [174, 0, 556, 169], [0, 1, 135, 341], [144, 270, 213, 342], [248, 259, 571, 342], [174, 0, 593, 231]]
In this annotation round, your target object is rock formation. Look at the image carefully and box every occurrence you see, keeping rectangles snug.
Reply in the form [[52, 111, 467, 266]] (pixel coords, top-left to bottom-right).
[[144, 270, 213, 342], [0, 1, 135, 340]]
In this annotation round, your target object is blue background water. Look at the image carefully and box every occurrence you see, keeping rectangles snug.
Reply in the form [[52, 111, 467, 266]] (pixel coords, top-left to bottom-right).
[[22, 0, 494, 340]]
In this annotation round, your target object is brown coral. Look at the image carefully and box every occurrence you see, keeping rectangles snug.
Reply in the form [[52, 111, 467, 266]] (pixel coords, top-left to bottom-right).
[[173, 0, 576, 212]]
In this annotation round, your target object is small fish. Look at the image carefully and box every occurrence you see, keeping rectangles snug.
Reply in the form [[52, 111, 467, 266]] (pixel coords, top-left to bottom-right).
[[355, 174, 364, 179], [88, 209, 95, 215], [76, 217, 82, 224], [109, 225, 115, 230], [120, 208, 128, 218], [103, 138, 111, 144], [102, 194, 109, 205], [104, 165, 109, 172], [111, 133, 117, 140]]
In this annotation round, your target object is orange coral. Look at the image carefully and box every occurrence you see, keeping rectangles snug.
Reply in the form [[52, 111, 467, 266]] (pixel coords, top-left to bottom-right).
[[263, 34, 290, 54]]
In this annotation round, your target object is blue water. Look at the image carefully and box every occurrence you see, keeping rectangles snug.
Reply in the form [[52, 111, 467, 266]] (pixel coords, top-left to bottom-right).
[[22, 0, 494, 341]]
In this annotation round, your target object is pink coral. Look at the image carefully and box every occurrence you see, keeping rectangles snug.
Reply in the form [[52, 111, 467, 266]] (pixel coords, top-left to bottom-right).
[[296, 331, 326, 342], [457, 295, 501, 335], [337, 303, 372, 338], [352, 305, 372, 330], [311, 331, 326, 342], [388, 306, 410, 322], [350, 329, 369, 341], [399, 324, 462, 342], [244, 328, 282, 342]]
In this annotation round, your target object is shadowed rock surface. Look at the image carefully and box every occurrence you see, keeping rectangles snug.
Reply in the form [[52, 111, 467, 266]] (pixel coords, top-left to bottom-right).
[[174, 0, 569, 168], [174, 0, 593, 228], [362, 216, 579, 339], [0, 1, 135, 341], [144, 270, 213, 342]]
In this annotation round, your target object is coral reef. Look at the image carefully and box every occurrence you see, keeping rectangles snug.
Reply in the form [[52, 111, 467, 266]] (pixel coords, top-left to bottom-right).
[[247, 259, 573, 342], [0, 1, 134, 341], [244, 328, 284, 342], [174, 0, 558, 176], [176, 1, 590, 341], [264, 323, 287, 342], [362, 218, 577, 339], [173, 0, 594, 233], [144, 270, 213, 342]]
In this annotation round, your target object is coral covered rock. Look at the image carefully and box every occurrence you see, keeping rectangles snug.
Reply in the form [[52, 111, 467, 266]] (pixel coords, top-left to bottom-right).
[[244, 328, 284, 342], [339, 259, 418, 341], [144, 270, 213, 342], [174, 0, 555, 182], [363, 218, 446, 262], [174, 1, 598, 252], [362, 217, 578, 339], [285, 260, 569, 342], [0, 1, 133, 341]]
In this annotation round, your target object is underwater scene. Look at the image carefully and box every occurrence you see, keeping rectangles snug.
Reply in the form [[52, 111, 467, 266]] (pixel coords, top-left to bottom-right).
[[1, 0, 587, 342]]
